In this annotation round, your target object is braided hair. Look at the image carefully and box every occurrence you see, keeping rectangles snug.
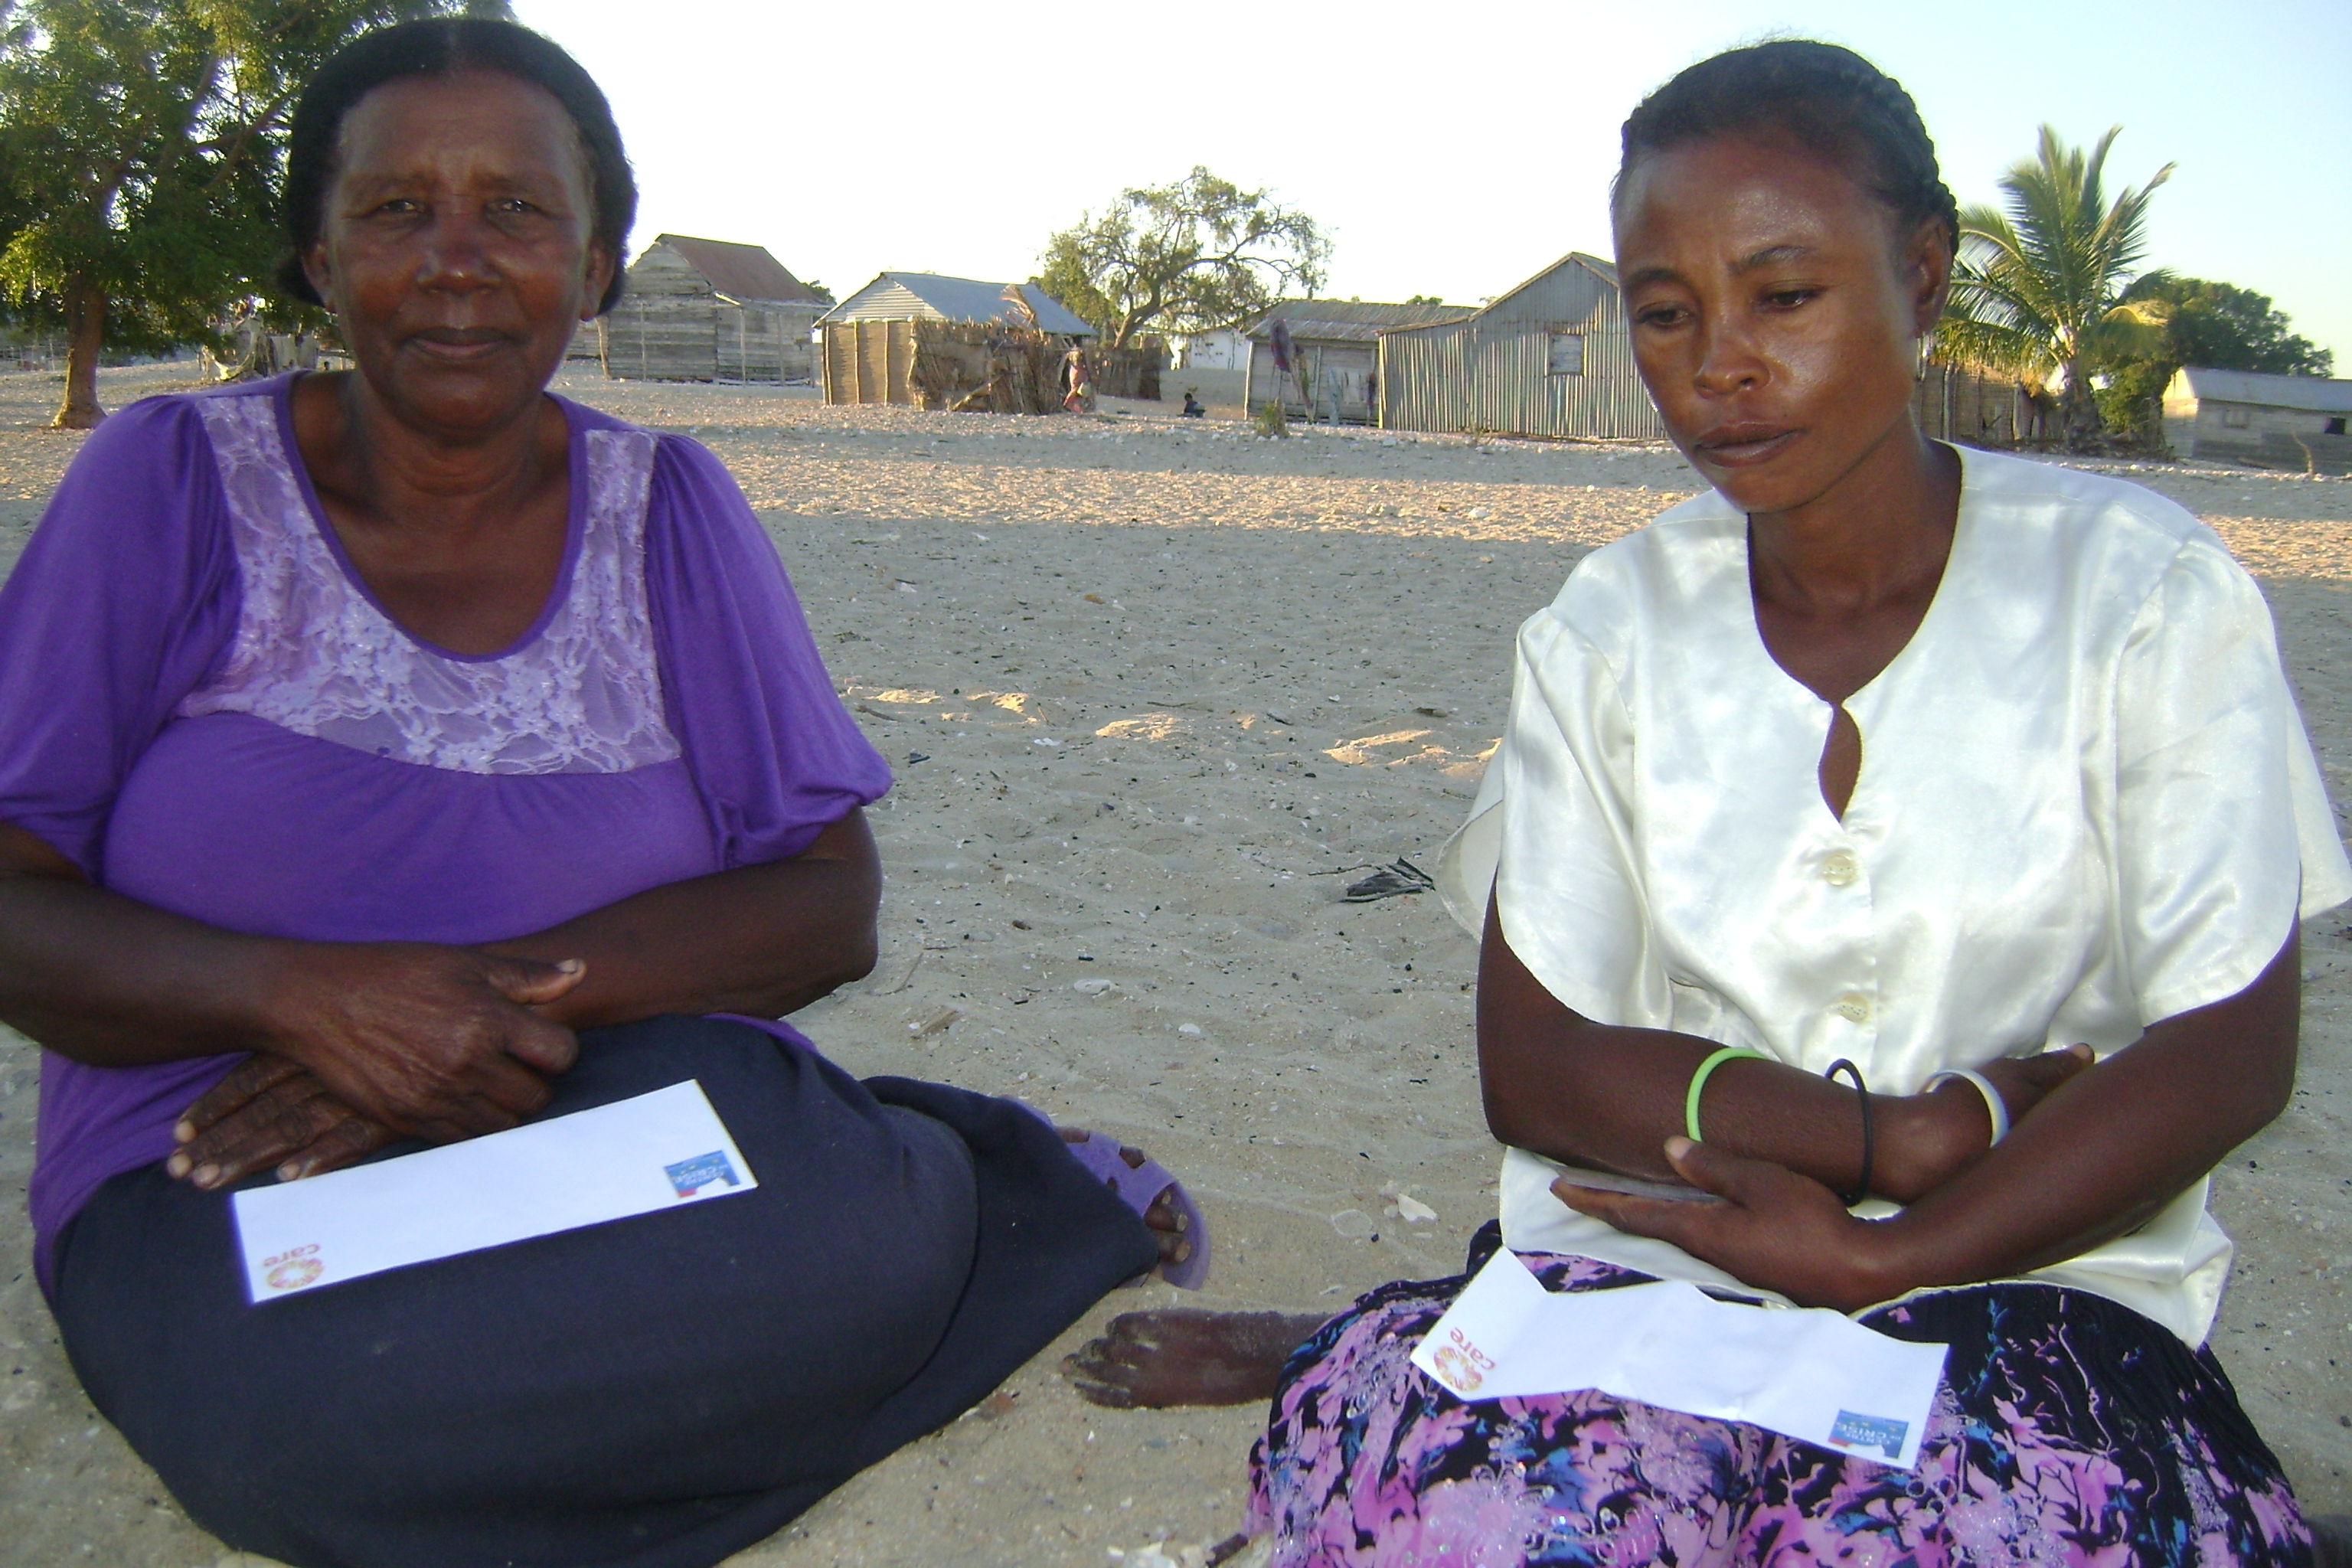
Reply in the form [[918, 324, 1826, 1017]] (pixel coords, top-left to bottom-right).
[[1616, 41, 1957, 255], [276, 17, 636, 315]]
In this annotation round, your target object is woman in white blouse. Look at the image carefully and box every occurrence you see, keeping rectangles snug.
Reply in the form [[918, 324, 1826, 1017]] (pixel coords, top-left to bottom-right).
[[1065, 39, 2350, 1568]]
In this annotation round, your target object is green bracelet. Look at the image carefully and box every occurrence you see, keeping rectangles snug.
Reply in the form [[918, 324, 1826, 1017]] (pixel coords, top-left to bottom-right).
[[1684, 1047, 1766, 1142]]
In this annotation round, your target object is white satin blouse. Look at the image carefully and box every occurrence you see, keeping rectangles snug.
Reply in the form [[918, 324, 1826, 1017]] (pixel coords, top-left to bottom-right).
[[1436, 446, 2352, 1346]]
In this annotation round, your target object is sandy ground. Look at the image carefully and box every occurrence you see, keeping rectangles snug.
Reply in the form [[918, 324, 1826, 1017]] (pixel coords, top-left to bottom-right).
[[1, 362, 2347, 1566]]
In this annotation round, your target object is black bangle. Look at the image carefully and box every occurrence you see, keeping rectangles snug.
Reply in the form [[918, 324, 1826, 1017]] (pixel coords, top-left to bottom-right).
[[1824, 1058, 1873, 1207]]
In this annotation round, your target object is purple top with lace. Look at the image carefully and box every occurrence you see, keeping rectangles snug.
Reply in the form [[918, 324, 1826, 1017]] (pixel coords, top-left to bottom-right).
[[0, 374, 890, 1295]]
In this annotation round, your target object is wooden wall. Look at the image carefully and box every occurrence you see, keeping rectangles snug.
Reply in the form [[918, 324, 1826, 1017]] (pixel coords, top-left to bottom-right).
[[601, 247, 713, 381], [1377, 259, 1663, 440], [1244, 339, 1379, 422], [823, 320, 917, 404], [600, 246, 822, 382], [714, 302, 823, 383]]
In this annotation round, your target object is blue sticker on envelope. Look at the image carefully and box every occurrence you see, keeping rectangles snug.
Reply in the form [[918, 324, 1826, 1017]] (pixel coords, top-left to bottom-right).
[[1828, 1410, 1909, 1458], [665, 1151, 741, 1198]]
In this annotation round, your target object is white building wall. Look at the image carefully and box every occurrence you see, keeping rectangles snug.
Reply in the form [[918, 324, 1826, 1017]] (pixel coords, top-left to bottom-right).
[[1177, 329, 1247, 370]]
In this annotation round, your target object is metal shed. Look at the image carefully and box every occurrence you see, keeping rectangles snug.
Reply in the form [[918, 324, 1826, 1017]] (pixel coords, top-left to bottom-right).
[[1377, 252, 1662, 440], [815, 273, 1094, 406], [599, 234, 830, 384], [2163, 366, 2352, 472], [1243, 300, 1470, 423]]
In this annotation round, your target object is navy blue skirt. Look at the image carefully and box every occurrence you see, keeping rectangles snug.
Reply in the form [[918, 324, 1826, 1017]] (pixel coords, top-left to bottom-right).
[[51, 1015, 1157, 1568]]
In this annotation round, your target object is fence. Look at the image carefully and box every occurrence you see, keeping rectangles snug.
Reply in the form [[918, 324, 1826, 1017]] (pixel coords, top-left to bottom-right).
[[1913, 361, 2053, 448], [825, 320, 1163, 411]]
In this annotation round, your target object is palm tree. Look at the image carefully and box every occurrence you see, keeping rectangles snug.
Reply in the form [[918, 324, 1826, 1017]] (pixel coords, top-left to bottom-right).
[[1940, 126, 2174, 449]]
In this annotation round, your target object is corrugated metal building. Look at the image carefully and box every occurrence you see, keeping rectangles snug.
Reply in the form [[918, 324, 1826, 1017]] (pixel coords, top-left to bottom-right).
[[1243, 300, 1470, 423], [1377, 252, 1662, 440], [2162, 366, 2352, 472], [815, 273, 1094, 406], [599, 234, 830, 383]]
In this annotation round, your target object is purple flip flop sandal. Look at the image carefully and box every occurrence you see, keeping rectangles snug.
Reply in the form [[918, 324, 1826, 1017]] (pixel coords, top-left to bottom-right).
[[1042, 1119, 1211, 1290]]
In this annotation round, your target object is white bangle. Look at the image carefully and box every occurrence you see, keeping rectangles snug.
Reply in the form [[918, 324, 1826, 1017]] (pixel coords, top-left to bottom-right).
[[1926, 1069, 2011, 1146]]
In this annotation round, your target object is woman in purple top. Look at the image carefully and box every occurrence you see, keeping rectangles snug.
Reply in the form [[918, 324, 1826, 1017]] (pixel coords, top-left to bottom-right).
[[0, 20, 1199, 1568]]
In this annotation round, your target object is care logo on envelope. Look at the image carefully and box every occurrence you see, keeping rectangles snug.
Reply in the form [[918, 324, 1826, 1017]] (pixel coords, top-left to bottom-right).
[[230, 1080, 756, 1303], [664, 1151, 741, 1197], [1410, 1251, 1949, 1470]]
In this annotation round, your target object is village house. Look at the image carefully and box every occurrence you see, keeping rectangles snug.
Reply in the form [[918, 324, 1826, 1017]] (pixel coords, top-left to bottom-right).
[[1173, 327, 1249, 371], [1243, 299, 1470, 424], [1372, 251, 2041, 448], [598, 234, 831, 384], [1375, 252, 1660, 441], [816, 273, 1094, 407], [2163, 365, 2352, 472]]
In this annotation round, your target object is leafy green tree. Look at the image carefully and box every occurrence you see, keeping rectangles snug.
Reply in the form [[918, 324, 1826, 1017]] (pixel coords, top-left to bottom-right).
[[1034, 166, 1328, 348], [2097, 277, 2334, 443], [0, 0, 463, 429], [1940, 126, 2174, 449]]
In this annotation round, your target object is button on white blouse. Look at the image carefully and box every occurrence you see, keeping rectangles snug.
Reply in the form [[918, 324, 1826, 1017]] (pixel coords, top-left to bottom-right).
[[1438, 446, 2352, 1346]]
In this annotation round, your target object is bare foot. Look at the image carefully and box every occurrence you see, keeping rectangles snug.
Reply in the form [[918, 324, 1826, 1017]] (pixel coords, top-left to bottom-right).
[[1060, 1129, 1194, 1276], [1061, 1308, 1331, 1408]]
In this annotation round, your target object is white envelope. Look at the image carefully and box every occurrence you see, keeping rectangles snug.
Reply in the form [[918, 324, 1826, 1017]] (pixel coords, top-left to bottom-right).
[[230, 1080, 756, 1303], [1410, 1250, 1948, 1468]]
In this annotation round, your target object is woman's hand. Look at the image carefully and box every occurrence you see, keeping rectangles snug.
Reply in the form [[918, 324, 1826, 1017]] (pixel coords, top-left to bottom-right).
[[1556, 1138, 1902, 1312], [479, 809, 882, 1029], [1554, 1047, 2098, 1308], [1874, 1044, 2096, 1201], [1973, 1045, 2096, 1125], [254, 942, 586, 1141], [1476, 903, 2095, 1207], [168, 1054, 396, 1189]]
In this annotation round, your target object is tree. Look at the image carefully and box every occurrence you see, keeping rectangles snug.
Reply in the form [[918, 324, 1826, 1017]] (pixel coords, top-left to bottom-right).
[[1034, 166, 1328, 348], [0, 0, 462, 429], [1940, 126, 2174, 449], [2097, 276, 2334, 443]]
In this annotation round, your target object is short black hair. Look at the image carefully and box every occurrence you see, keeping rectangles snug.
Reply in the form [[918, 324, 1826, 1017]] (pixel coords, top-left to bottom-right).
[[1616, 40, 1958, 255], [276, 17, 636, 315]]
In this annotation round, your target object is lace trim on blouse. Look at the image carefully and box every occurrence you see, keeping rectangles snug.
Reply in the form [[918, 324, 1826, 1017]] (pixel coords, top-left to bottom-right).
[[178, 393, 681, 776]]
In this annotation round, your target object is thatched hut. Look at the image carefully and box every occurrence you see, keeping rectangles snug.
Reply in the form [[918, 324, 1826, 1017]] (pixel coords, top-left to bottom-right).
[[816, 273, 1099, 407]]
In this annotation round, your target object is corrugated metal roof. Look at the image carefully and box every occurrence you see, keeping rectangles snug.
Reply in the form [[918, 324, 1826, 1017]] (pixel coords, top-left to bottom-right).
[[1379, 252, 1619, 338], [2177, 366, 2352, 413], [1246, 299, 1472, 342], [816, 273, 1096, 335], [647, 234, 828, 305]]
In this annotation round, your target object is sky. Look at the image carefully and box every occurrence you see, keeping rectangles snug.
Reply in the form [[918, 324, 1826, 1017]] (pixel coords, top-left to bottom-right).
[[509, 0, 2352, 365]]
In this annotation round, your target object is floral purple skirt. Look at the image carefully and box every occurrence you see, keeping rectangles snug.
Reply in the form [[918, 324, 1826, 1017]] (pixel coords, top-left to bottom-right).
[[1247, 1226, 2314, 1567]]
